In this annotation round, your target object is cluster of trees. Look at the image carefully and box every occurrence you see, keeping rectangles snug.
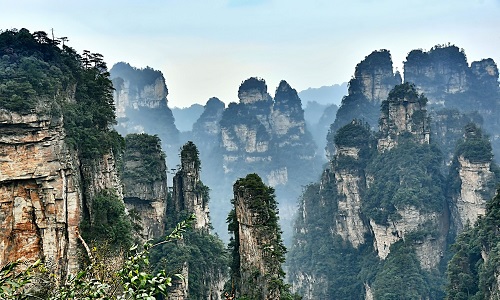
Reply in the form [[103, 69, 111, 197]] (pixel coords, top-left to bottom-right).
[[446, 188, 500, 299]]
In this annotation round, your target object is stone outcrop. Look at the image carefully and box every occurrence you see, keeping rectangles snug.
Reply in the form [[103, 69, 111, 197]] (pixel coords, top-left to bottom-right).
[[110, 62, 180, 168], [378, 83, 430, 152], [219, 78, 317, 191], [370, 207, 445, 269], [450, 156, 493, 232], [404, 46, 470, 99], [330, 49, 401, 134], [172, 141, 210, 230], [121, 133, 168, 240], [192, 97, 225, 152], [404, 46, 500, 165], [448, 123, 498, 234], [0, 110, 123, 278], [230, 174, 288, 300], [0, 111, 82, 276]]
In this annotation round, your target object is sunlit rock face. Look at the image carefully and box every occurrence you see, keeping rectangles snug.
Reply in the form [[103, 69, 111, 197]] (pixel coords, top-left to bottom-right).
[[0, 110, 123, 277], [0, 111, 82, 276]]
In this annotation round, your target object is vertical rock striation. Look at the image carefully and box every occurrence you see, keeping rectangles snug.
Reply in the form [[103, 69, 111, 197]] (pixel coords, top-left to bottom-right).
[[121, 133, 168, 240], [229, 173, 288, 300], [0, 111, 82, 276], [172, 141, 210, 231]]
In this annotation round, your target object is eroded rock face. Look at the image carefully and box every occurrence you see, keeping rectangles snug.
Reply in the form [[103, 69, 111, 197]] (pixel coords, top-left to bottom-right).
[[172, 142, 210, 231], [219, 78, 317, 190], [450, 156, 494, 232], [0, 111, 82, 276], [378, 83, 430, 152], [370, 207, 445, 269], [333, 146, 368, 248], [353, 50, 400, 103], [122, 134, 168, 240]]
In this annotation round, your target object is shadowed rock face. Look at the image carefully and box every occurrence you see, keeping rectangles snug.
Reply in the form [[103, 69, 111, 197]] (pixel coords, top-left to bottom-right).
[[172, 141, 210, 231], [122, 133, 168, 241], [330, 49, 401, 134]]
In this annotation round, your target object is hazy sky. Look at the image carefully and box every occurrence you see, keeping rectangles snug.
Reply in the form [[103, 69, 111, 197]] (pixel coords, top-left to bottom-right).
[[2, 0, 500, 107]]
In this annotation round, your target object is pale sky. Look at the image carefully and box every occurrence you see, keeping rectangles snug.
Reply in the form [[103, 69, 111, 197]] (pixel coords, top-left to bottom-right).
[[2, 0, 500, 107]]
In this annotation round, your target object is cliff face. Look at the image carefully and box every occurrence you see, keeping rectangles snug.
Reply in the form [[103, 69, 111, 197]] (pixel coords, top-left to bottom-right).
[[0, 111, 82, 276], [448, 123, 498, 234], [378, 83, 430, 152], [172, 142, 210, 231], [0, 110, 124, 277], [110, 62, 180, 167], [289, 84, 449, 299], [330, 50, 401, 134], [404, 46, 469, 99], [229, 174, 289, 300], [121, 133, 167, 240]]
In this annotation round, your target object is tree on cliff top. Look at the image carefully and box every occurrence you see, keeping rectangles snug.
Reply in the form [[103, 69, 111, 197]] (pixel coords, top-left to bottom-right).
[[227, 173, 299, 300]]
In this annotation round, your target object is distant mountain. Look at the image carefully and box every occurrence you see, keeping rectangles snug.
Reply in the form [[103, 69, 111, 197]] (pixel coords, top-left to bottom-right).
[[298, 82, 348, 106], [171, 104, 204, 132]]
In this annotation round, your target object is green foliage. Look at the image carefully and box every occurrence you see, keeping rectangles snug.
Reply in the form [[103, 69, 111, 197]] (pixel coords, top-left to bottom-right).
[[80, 189, 134, 250], [1, 216, 195, 299], [372, 242, 441, 299], [0, 259, 41, 300], [228, 173, 294, 299], [122, 133, 166, 183], [363, 141, 445, 225], [180, 141, 201, 171], [150, 229, 230, 299], [445, 188, 500, 299], [455, 123, 493, 163], [0, 28, 123, 160]]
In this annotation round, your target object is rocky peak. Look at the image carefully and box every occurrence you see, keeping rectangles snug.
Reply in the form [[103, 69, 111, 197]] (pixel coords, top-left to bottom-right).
[[121, 133, 167, 241], [229, 173, 288, 300], [351, 49, 401, 103], [274, 80, 302, 111], [329, 49, 400, 134], [404, 45, 470, 98], [172, 141, 210, 231], [192, 97, 225, 139], [471, 58, 500, 91], [237, 77, 272, 104], [378, 83, 430, 152], [448, 123, 497, 234]]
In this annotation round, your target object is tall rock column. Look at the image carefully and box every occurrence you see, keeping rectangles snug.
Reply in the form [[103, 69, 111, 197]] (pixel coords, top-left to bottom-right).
[[228, 173, 289, 300], [121, 133, 168, 241], [172, 141, 210, 231], [448, 123, 498, 234]]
